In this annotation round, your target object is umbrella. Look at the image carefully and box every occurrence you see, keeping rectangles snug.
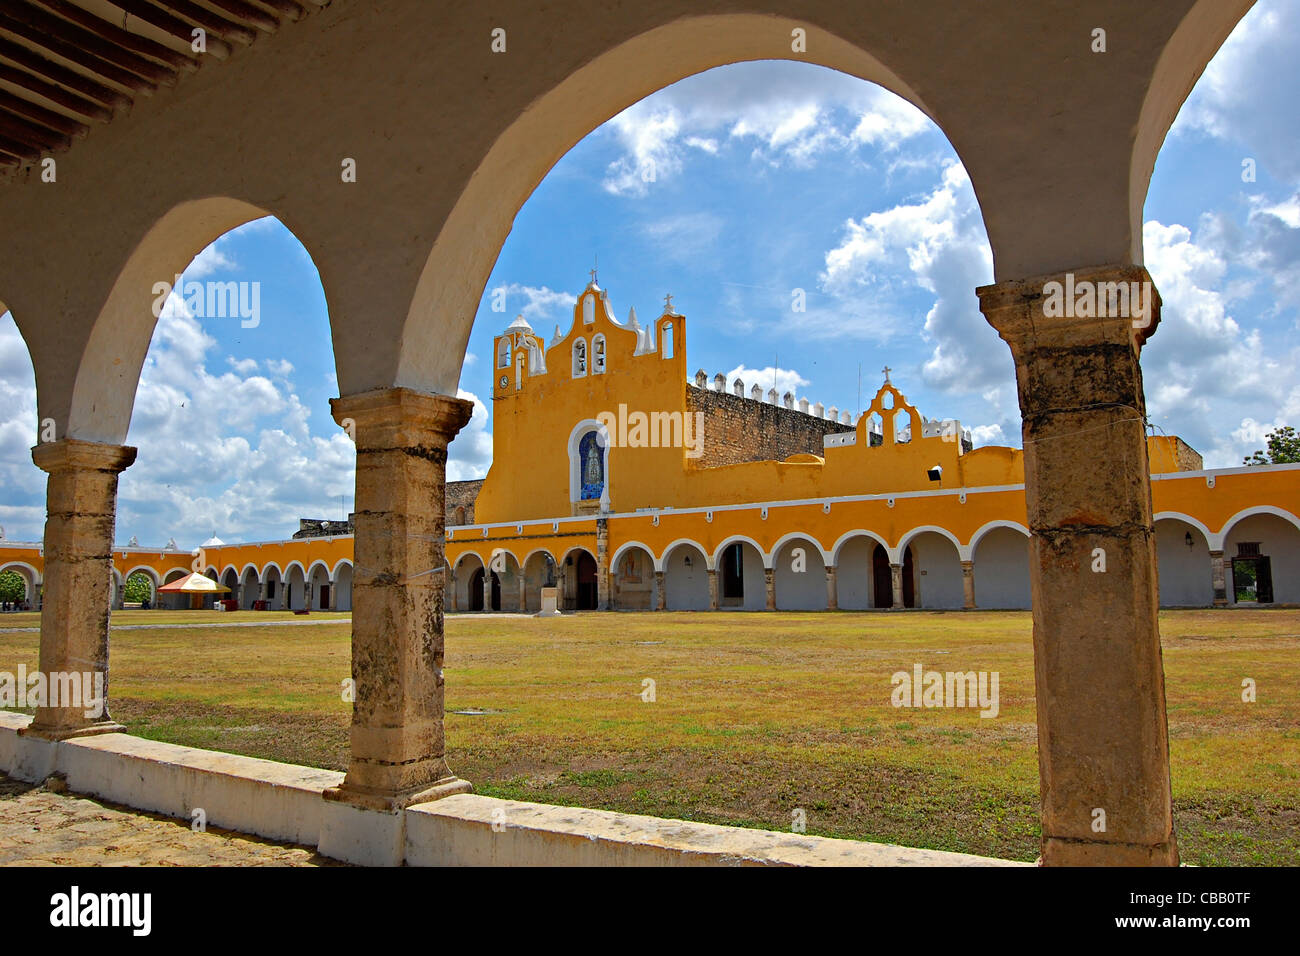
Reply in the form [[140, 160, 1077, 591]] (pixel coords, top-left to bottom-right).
[[157, 572, 231, 594]]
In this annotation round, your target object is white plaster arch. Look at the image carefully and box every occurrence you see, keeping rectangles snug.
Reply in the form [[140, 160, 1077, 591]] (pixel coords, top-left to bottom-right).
[[768, 531, 831, 566], [219, 564, 240, 582], [654, 538, 708, 573], [453, 551, 485, 571], [559, 545, 597, 567], [1153, 512, 1216, 549], [330, 558, 354, 579], [610, 540, 656, 572], [1218, 506, 1300, 546], [0, 561, 43, 588], [830, 529, 894, 567], [259, 561, 284, 580], [399, 14, 949, 396], [968, 520, 1031, 554], [283, 560, 307, 579], [306, 559, 333, 581], [239, 562, 261, 580], [712, 534, 770, 571], [520, 548, 557, 570], [898, 525, 968, 562]]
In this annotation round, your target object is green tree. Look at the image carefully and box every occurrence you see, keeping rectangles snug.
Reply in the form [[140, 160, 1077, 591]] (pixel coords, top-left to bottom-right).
[[124, 570, 154, 605], [1244, 425, 1300, 465], [0, 569, 26, 604]]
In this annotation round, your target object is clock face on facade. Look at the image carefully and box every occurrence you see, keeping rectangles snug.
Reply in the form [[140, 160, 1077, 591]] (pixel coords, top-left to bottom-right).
[[499, 375, 508, 389]]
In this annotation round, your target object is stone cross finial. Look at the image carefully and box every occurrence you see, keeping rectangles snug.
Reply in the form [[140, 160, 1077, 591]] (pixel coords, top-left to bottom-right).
[[589, 267, 597, 285], [882, 365, 892, 383], [664, 293, 673, 312]]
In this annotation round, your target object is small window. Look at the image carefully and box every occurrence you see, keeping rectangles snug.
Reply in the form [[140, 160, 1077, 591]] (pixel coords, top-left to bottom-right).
[[573, 339, 587, 377], [661, 322, 674, 359], [515, 353, 525, 390], [593, 336, 606, 374], [498, 339, 510, 368], [1237, 542, 1261, 557], [583, 294, 595, 325]]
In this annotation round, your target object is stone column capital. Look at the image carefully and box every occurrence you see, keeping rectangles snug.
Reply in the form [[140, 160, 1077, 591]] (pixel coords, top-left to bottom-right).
[[31, 438, 137, 476], [331, 387, 473, 448], [977, 264, 1161, 352]]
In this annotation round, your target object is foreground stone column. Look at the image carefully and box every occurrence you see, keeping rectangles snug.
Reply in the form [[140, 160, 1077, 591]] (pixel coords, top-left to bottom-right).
[[22, 439, 136, 740], [1210, 550, 1228, 607], [979, 265, 1177, 866], [707, 568, 718, 610], [826, 567, 838, 610], [890, 563, 904, 609], [654, 570, 666, 611], [764, 568, 776, 610], [325, 388, 473, 811], [961, 560, 976, 610]]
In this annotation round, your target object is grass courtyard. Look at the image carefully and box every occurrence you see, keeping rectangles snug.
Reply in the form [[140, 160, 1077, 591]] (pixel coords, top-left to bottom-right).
[[1, 607, 1297, 865]]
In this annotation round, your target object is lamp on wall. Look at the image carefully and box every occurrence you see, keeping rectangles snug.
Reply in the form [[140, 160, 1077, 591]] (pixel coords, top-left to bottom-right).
[[1185, 531, 1194, 549], [684, 555, 693, 569], [927, 465, 943, 482]]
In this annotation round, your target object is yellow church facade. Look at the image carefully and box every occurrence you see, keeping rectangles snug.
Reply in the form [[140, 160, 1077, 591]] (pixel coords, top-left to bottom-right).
[[3, 279, 1298, 615]]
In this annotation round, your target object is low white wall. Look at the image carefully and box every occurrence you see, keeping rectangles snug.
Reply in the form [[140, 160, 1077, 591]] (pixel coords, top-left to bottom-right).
[[0, 714, 1022, 867]]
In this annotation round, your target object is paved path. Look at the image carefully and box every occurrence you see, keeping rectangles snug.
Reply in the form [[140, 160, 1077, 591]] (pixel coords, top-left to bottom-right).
[[0, 774, 338, 866]]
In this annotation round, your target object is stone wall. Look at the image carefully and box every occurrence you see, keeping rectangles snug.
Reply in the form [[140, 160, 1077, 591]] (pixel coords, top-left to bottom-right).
[[685, 386, 854, 469], [447, 479, 484, 526]]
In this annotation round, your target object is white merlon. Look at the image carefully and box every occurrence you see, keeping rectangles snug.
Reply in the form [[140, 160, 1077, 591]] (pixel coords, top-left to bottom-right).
[[695, 369, 707, 387], [733, 378, 744, 397], [767, 388, 778, 404], [751, 384, 763, 401], [782, 391, 794, 409], [813, 402, 824, 418], [798, 397, 809, 414], [828, 406, 838, 421], [713, 373, 725, 392]]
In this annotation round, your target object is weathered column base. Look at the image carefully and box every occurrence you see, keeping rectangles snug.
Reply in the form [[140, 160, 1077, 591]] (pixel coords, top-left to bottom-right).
[[826, 567, 838, 611], [19, 720, 126, 742], [1041, 836, 1179, 867], [764, 568, 776, 611], [961, 560, 976, 610], [890, 563, 904, 609], [707, 568, 718, 610], [654, 570, 666, 611], [323, 774, 473, 813]]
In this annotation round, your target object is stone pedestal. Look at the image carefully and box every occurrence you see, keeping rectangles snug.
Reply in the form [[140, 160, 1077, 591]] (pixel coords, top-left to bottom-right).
[[826, 567, 838, 610], [764, 568, 775, 611], [1210, 550, 1228, 607], [654, 571, 665, 611], [707, 568, 718, 610], [961, 560, 976, 610], [890, 563, 904, 609], [978, 265, 1177, 866], [536, 586, 561, 617], [22, 439, 136, 741], [536, 586, 561, 616], [324, 387, 473, 812]]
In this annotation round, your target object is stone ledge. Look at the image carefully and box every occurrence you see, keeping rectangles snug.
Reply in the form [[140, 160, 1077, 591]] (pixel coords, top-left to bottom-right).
[[0, 714, 1025, 866]]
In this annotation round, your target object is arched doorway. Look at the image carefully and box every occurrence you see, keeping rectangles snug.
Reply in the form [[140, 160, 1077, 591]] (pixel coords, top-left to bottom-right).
[[1154, 518, 1212, 607], [903, 531, 964, 610], [662, 541, 708, 610], [574, 551, 597, 611], [611, 545, 655, 610], [1222, 511, 1300, 605], [717, 539, 765, 610], [772, 537, 828, 611], [971, 526, 1031, 609], [871, 544, 914, 608]]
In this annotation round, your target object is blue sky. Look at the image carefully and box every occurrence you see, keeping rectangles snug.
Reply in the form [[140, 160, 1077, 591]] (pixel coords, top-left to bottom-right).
[[2, 0, 1298, 548]]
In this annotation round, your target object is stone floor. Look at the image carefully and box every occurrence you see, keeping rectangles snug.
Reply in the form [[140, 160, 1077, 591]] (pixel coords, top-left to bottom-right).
[[0, 774, 340, 866]]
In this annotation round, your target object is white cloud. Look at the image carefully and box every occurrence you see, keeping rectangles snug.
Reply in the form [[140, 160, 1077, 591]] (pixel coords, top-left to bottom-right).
[[722, 365, 810, 402], [447, 389, 493, 481]]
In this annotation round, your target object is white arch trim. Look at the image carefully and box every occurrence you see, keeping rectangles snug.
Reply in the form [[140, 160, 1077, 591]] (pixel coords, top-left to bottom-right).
[[521, 548, 557, 569], [239, 563, 261, 580], [712, 535, 770, 572], [1153, 512, 1216, 549], [330, 558, 354, 579], [830, 529, 894, 567], [453, 551, 485, 571], [219, 564, 240, 582], [1217, 505, 1300, 549], [968, 520, 1031, 556], [655, 538, 708, 573], [560, 545, 597, 567], [768, 531, 831, 566], [897, 525, 968, 562], [283, 560, 307, 580], [566, 418, 611, 510], [610, 540, 656, 573], [0, 561, 42, 587], [122, 565, 161, 587], [306, 559, 333, 581], [260, 561, 285, 580]]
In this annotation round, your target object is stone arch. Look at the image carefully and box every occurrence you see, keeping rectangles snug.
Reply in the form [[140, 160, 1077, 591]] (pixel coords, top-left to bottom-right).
[[284, 560, 307, 612], [768, 531, 831, 567], [902, 529, 964, 609], [771, 534, 828, 611], [239, 564, 260, 610], [971, 525, 1031, 609], [1221, 508, 1300, 605], [521, 549, 557, 613], [307, 560, 332, 610], [261, 562, 285, 611], [831, 529, 894, 566], [610, 542, 656, 610], [711, 534, 771, 572], [898, 524, 968, 562], [56, 198, 335, 443], [1154, 516, 1212, 607], [558, 546, 598, 611], [661, 539, 709, 611], [123, 565, 160, 601], [397, 15, 966, 396], [0, 561, 40, 606], [967, 520, 1030, 554]]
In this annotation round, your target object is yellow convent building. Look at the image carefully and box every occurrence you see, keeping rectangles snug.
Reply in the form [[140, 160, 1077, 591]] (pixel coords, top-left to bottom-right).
[[3, 278, 1298, 615]]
